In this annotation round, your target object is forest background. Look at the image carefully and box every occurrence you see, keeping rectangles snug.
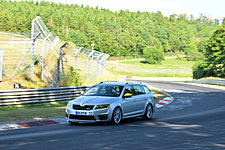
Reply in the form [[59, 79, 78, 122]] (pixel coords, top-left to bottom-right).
[[0, 0, 225, 79]]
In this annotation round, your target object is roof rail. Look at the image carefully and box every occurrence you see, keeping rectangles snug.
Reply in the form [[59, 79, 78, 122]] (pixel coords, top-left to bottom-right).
[[98, 81, 118, 84], [126, 81, 142, 84]]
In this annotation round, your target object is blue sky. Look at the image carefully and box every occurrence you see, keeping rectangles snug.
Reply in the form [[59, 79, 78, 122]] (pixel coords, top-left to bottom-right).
[[34, 0, 224, 20]]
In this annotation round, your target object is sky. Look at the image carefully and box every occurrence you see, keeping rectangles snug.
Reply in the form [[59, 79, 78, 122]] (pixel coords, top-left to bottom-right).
[[34, 0, 224, 20]]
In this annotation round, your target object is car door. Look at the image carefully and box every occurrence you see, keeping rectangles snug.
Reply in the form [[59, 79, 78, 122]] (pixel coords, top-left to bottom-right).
[[142, 85, 155, 107], [120, 85, 136, 117], [132, 85, 147, 113]]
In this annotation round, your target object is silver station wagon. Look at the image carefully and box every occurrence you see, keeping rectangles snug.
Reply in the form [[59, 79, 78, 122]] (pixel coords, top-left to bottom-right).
[[65, 81, 155, 124]]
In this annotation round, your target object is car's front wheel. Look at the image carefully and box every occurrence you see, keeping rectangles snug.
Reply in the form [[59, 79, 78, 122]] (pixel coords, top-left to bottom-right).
[[142, 104, 153, 120], [112, 107, 122, 124]]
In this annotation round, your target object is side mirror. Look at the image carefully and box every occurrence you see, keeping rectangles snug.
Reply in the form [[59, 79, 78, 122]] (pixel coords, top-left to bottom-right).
[[123, 93, 133, 98]]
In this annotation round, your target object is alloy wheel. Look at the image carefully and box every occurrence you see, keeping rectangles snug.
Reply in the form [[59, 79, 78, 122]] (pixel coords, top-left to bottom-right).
[[113, 107, 122, 124]]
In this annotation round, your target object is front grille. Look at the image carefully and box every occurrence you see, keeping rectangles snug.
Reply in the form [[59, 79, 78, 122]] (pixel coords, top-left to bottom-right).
[[73, 105, 94, 110], [69, 114, 96, 120], [98, 114, 108, 120]]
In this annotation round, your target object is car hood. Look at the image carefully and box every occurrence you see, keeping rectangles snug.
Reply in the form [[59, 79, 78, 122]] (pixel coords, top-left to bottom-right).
[[72, 96, 119, 105]]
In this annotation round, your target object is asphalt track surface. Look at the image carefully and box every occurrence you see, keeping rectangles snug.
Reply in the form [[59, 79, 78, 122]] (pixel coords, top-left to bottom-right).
[[1, 81, 225, 150]]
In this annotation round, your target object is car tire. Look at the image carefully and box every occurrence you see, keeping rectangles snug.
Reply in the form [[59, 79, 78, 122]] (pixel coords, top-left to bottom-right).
[[142, 104, 153, 120], [111, 107, 122, 124]]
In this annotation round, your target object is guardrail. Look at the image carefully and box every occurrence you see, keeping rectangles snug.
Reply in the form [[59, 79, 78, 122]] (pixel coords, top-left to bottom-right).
[[188, 79, 225, 86], [0, 86, 90, 106]]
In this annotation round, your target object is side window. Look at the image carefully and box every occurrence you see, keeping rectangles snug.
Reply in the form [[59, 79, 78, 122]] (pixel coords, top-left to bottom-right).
[[123, 86, 133, 95], [133, 85, 146, 95], [143, 86, 151, 94]]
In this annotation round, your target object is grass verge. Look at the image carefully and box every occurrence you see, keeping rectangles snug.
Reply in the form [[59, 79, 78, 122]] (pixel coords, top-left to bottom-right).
[[0, 103, 67, 122], [119, 58, 195, 69], [0, 88, 168, 123], [113, 70, 192, 78], [107, 58, 194, 78], [151, 88, 168, 102]]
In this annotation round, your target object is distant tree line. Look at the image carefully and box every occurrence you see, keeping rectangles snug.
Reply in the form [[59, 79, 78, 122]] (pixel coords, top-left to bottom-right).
[[0, 0, 222, 63]]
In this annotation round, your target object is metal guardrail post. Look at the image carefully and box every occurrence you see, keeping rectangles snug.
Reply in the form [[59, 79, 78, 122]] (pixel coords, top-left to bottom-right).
[[31, 32, 41, 79], [87, 51, 95, 80], [100, 54, 109, 74], [97, 53, 104, 76], [74, 47, 83, 70], [41, 37, 48, 80], [59, 42, 68, 77], [31, 38, 35, 79], [56, 58, 60, 87], [55, 42, 68, 87]]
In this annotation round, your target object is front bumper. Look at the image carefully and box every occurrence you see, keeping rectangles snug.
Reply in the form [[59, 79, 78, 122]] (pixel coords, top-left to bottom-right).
[[65, 107, 112, 123]]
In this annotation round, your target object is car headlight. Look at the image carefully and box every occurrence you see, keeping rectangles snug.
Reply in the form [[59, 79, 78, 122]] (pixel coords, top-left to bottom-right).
[[67, 101, 73, 109], [95, 104, 110, 110]]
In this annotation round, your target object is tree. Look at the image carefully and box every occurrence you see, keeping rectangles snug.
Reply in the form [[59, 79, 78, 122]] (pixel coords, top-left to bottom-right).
[[143, 46, 164, 64], [184, 43, 204, 61], [193, 25, 225, 79], [0, 0, 218, 57], [205, 25, 225, 77], [222, 17, 225, 25], [67, 30, 88, 47]]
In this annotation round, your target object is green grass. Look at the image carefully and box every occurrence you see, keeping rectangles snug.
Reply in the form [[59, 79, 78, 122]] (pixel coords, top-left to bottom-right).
[[0, 102, 68, 111], [107, 58, 194, 78], [0, 102, 68, 122], [119, 58, 195, 69], [117, 71, 192, 78], [0, 106, 66, 122]]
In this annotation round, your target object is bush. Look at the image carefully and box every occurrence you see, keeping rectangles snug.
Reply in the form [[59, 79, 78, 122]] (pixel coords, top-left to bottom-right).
[[60, 67, 83, 87], [193, 61, 206, 79], [193, 61, 215, 79], [184, 44, 204, 61], [19, 72, 32, 81], [143, 46, 164, 64]]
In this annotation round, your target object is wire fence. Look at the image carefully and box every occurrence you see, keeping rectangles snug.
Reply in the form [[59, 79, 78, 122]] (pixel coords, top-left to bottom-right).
[[31, 16, 110, 86], [62, 44, 110, 82], [0, 16, 110, 87], [31, 16, 60, 86], [0, 32, 32, 80], [0, 48, 3, 81]]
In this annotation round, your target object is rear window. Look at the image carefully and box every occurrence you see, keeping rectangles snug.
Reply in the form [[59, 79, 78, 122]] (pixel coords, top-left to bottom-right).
[[142, 86, 151, 94]]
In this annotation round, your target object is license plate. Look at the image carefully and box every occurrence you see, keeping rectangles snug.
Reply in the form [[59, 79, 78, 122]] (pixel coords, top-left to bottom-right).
[[75, 111, 93, 115], [75, 111, 87, 115]]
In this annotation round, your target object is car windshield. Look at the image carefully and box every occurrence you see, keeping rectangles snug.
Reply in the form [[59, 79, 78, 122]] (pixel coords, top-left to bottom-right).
[[83, 85, 124, 97]]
